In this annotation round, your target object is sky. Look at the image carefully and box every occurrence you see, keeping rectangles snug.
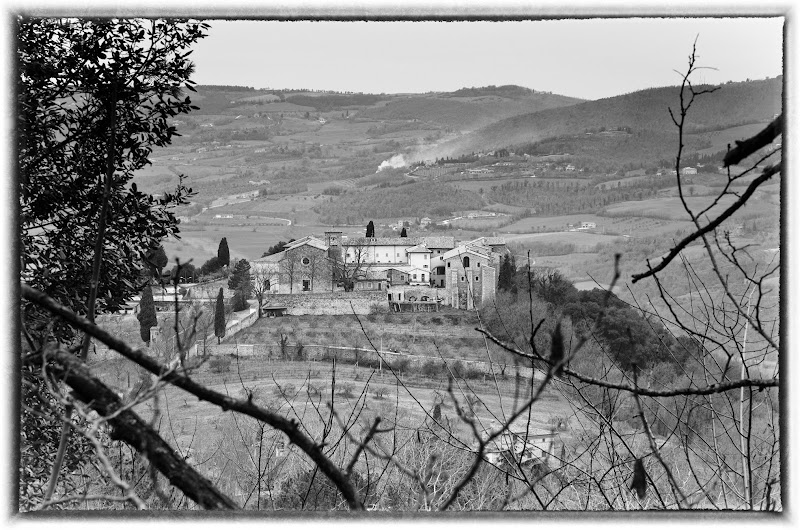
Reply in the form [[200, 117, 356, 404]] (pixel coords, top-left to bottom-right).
[[189, 17, 784, 100]]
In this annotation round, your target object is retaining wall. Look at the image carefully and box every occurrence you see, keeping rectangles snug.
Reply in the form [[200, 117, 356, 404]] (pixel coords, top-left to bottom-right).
[[263, 291, 388, 315]]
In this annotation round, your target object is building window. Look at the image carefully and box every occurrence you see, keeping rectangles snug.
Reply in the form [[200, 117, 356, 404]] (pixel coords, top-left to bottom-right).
[[423, 264, 428, 269], [421, 274, 426, 282], [367, 282, 373, 289], [461, 276, 465, 282], [447, 262, 451, 268], [478, 262, 481, 267], [475, 276, 480, 281], [386, 252, 389, 257], [413, 274, 417, 280], [463, 256, 470, 268], [302, 280, 310, 291], [301, 257, 310, 265]]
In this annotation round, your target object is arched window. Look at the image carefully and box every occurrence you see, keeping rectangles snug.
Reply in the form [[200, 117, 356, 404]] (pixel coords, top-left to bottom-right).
[[462, 256, 470, 268]]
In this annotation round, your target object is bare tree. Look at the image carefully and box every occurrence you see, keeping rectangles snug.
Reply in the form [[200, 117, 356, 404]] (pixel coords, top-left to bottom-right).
[[251, 265, 275, 318], [334, 238, 373, 292]]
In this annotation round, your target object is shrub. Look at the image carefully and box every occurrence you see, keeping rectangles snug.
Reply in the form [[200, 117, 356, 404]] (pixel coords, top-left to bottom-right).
[[451, 360, 466, 378], [209, 356, 232, 373], [307, 382, 327, 397], [338, 383, 355, 398], [273, 383, 296, 399], [464, 365, 484, 380], [390, 357, 411, 373], [369, 303, 387, 314], [373, 386, 387, 400], [294, 342, 306, 361], [360, 356, 381, 370], [200, 256, 223, 276], [231, 289, 249, 312], [421, 360, 443, 378]]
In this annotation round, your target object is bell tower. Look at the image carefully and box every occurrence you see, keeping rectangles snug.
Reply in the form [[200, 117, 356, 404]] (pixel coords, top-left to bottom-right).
[[324, 230, 342, 248]]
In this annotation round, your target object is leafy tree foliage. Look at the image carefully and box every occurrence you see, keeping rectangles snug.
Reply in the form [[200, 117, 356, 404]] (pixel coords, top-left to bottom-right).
[[19, 18, 206, 339], [144, 245, 169, 279], [228, 259, 252, 296], [497, 253, 517, 292], [136, 285, 158, 345], [217, 237, 230, 268], [171, 262, 198, 283], [230, 290, 249, 312], [262, 239, 295, 257], [214, 288, 226, 344], [18, 18, 208, 510], [200, 256, 223, 276]]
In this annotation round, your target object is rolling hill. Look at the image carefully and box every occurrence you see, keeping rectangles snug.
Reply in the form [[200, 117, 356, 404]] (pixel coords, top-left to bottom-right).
[[419, 76, 782, 161], [358, 86, 583, 132]]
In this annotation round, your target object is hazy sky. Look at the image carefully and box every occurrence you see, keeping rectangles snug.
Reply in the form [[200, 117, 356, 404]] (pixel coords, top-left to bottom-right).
[[189, 18, 784, 100]]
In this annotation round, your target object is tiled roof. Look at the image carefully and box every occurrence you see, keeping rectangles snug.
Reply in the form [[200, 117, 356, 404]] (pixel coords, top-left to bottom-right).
[[406, 244, 431, 253], [419, 236, 456, 249], [253, 252, 284, 263], [345, 236, 421, 246], [467, 236, 506, 246], [285, 236, 328, 252], [442, 244, 492, 261]]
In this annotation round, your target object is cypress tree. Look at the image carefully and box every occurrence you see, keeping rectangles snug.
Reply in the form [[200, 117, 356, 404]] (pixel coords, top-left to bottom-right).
[[136, 285, 158, 346], [217, 237, 230, 268], [214, 287, 226, 344], [366, 221, 375, 238], [400, 227, 407, 237]]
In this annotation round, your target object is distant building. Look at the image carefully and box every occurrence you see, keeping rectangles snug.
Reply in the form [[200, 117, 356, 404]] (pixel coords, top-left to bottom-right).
[[251, 232, 504, 310], [683, 167, 698, 175], [580, 221, 596, 229]]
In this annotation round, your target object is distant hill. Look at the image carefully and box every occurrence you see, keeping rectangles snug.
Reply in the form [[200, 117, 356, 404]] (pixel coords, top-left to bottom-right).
[[421, 77, 782, 161], [185, 84, 582, 133], [359, 86, 583, 131]]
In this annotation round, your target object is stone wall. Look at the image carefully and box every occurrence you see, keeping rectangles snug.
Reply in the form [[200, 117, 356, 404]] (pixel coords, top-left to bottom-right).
[[481, 265, 496, 306], [263, 291, 388, 315]]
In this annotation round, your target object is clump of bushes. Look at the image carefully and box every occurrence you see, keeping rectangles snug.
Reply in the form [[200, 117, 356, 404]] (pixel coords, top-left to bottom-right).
[[338, 383, 355, 399], [209, 355, 232, 373], [273, 383, 296, 399]]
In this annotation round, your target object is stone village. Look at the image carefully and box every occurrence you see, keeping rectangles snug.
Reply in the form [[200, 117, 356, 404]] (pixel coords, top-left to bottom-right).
[[249, 231, 506, 315]]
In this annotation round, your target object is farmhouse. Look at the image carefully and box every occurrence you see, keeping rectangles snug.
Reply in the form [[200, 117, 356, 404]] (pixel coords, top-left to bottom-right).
[[252, 230, 505, 311]]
